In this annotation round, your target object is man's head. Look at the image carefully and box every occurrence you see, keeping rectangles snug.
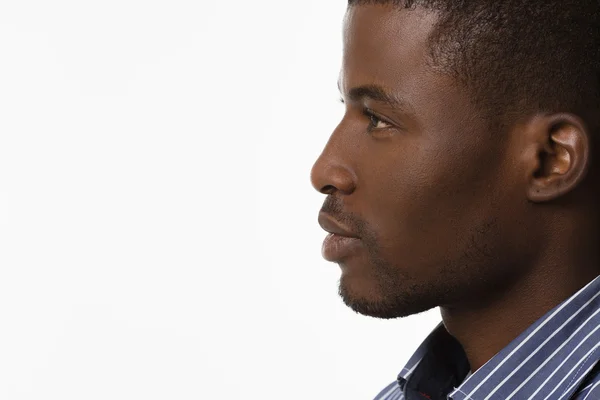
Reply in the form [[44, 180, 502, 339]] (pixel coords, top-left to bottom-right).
[[311, 1, 600, 319]]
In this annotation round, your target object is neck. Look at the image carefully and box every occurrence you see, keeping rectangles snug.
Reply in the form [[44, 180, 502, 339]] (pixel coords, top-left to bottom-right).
[[440, 254, 600, 372]]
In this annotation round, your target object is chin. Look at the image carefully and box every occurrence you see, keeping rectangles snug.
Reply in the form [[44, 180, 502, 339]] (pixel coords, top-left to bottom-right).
[[338, 274, 436, 319]]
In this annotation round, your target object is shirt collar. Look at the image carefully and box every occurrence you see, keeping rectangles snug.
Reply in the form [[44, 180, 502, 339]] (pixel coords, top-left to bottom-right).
[[397, 275, 600, 400]]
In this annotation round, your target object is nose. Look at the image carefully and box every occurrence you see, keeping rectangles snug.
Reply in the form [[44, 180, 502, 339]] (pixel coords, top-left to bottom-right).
[[310, 142, 357, 196]]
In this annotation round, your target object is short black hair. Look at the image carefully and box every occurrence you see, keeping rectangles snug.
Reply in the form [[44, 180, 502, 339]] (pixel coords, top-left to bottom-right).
[[348, 1, 600, 140]]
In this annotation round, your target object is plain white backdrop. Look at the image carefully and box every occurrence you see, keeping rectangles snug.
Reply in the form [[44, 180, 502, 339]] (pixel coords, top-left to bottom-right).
[[0, 1, 440, 399]]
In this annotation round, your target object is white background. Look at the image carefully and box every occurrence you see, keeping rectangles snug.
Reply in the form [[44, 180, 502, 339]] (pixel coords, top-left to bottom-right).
[[0, 1, 439, 399]]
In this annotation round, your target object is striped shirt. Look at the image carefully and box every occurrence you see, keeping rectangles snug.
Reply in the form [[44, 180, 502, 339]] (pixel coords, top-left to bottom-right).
[[374, 275, 600, 400]]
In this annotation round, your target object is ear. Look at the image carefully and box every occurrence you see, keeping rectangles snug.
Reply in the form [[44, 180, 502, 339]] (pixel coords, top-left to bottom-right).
[[525, 113, 591, 202]]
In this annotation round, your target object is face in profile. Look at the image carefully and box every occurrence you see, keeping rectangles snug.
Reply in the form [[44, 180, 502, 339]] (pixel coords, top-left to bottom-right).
[[311, 5, 530, 319]]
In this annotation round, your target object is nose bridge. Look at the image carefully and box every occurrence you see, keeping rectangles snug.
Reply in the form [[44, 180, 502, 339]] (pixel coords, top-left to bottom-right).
[[310, 126, 357, 195]]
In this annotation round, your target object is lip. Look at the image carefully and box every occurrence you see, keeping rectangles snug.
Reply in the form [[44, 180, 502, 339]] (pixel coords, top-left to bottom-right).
[[318, 212, 361, 261], [317, 212, 359, 238], [321, 233, 361, 262]]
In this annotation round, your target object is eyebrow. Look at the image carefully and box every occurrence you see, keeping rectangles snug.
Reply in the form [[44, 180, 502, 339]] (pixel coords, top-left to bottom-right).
[[338, 81, 414, 113]]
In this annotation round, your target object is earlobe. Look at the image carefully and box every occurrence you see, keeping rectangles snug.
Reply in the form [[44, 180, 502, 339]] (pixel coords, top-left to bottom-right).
[[526, 114, 591, 203]]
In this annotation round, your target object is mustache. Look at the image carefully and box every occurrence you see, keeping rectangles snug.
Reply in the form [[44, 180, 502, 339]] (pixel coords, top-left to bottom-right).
[[320, 196, 363, 235], [320, 195, 344, 216]]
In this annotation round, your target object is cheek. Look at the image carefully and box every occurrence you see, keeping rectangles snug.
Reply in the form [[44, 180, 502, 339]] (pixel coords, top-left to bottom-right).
[[358, 134, 504, 263]]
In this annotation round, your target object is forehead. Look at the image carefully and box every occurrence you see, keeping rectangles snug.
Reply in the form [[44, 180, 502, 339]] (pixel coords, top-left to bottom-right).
[[340, 5, 492, 152], [341, 5, 440, 92]]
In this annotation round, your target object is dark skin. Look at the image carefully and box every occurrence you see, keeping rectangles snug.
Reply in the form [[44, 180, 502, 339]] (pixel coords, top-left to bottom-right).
[[310, 4, 600, 372]]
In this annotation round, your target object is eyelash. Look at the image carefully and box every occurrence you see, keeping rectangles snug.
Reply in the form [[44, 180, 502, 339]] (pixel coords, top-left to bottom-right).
[[339, 98, 393, 133], [363, 109, 392, 133]]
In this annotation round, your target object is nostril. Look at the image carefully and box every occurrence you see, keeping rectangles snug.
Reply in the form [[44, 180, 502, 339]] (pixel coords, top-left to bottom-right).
[[321, 185, 337, 195]]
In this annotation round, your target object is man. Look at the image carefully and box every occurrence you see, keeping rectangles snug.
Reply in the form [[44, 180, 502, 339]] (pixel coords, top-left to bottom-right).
[[310, 1, 600, 399]]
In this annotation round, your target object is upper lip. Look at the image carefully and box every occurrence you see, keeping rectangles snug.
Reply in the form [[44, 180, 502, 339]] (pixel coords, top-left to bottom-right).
[[318, 212, 359, 238]]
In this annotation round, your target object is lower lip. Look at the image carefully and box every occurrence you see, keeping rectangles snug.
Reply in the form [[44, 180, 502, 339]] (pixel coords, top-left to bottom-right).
[[322, 233, 361, 262]]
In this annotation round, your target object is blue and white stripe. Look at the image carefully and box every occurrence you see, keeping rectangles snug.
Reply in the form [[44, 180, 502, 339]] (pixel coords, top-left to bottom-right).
[[374, 275, 600, 400]]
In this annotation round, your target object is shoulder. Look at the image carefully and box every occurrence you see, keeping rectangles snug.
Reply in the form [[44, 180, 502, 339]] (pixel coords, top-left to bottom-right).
[[573, 362, 600, 399], [373, 380, 402, 400]]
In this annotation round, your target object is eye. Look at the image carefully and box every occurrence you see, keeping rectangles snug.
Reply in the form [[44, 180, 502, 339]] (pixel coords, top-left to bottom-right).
[[364, 109, 392, 132]]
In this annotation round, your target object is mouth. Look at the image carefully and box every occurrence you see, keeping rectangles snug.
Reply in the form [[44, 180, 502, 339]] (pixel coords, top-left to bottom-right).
[[318, 212, 361, 262]]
